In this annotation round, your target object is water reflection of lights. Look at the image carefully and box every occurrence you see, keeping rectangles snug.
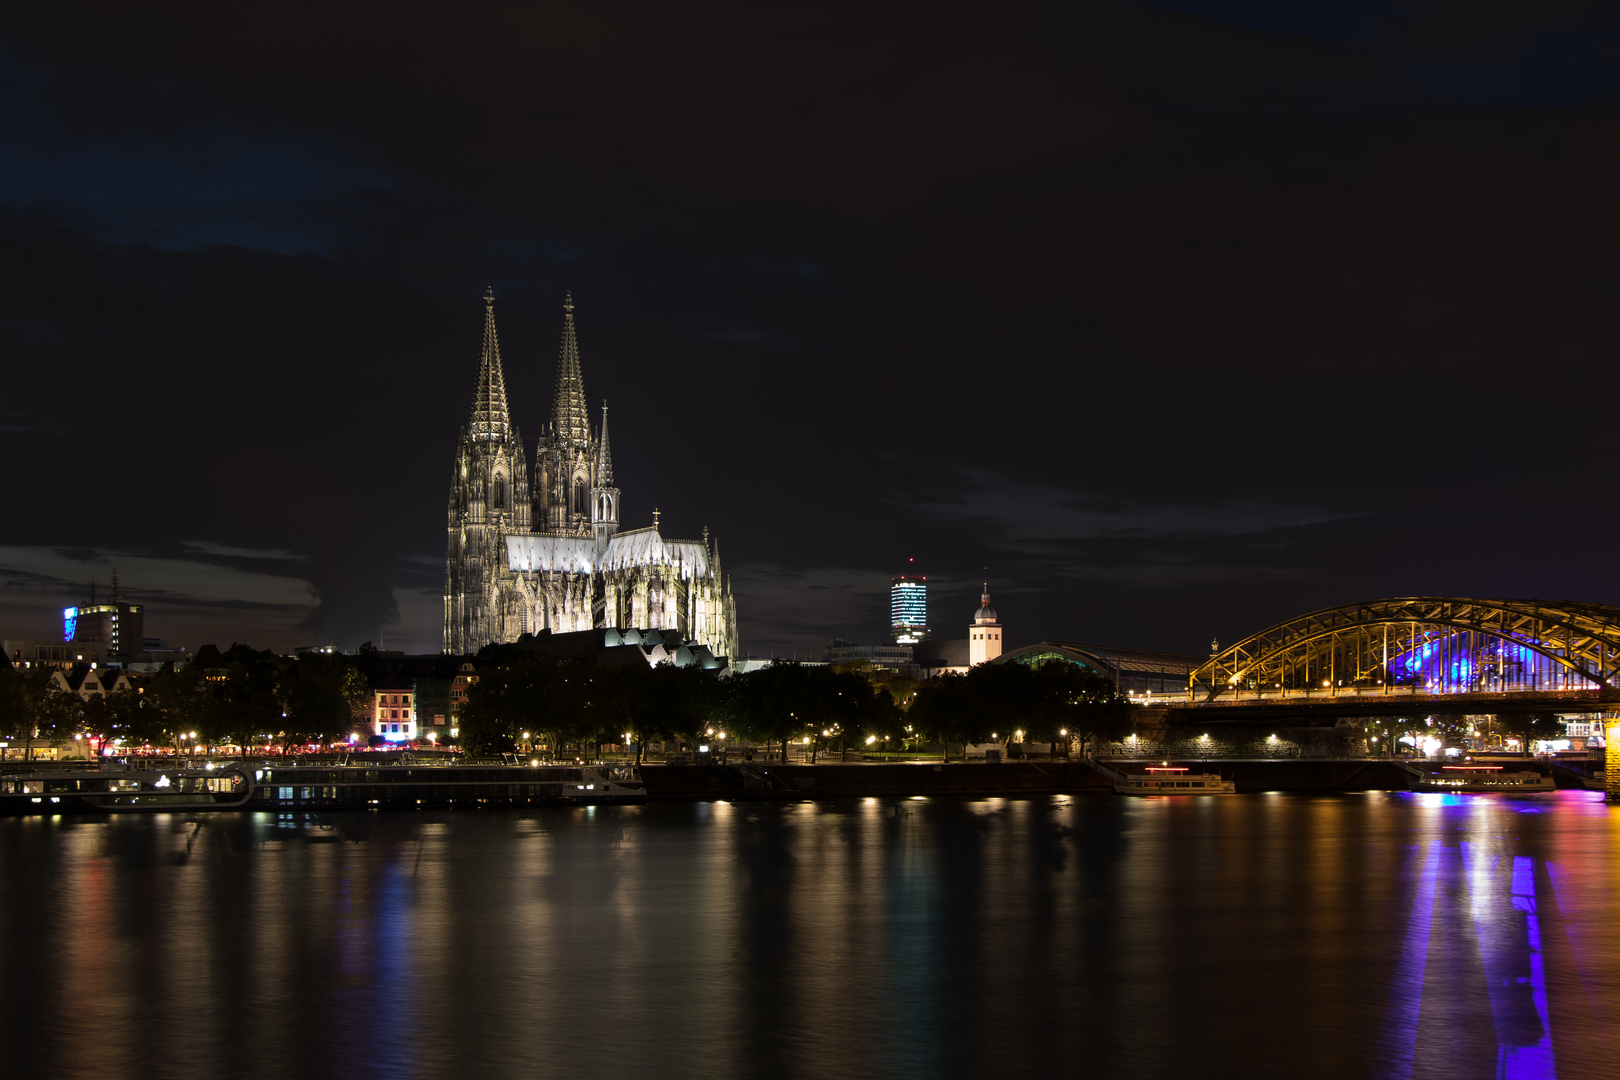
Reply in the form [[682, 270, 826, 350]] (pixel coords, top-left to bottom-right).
[[1376, 796, 1607, 1078]]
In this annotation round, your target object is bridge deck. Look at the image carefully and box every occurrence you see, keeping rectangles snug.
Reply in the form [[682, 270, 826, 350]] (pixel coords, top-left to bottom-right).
[[1170, 687, 1610, 720]]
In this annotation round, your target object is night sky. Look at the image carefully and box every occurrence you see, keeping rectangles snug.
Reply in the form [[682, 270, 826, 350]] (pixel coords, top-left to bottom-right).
[[2, 2, 1617, 658]]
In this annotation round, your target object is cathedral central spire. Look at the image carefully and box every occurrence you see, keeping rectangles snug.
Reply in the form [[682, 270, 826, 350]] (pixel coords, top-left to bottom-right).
[[551, 291, 591, 448], [467, 286, 512, 442], [590, 400, 620, 549], [596, 401, 614, 485]]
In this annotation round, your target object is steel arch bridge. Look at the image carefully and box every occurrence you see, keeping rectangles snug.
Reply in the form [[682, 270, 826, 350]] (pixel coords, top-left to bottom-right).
[[1187, 598, 1620, 708]]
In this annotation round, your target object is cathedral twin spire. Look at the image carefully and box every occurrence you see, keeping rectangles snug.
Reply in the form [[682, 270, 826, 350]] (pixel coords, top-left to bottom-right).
[[466, 287, 611, 450], [551, 292, 593, 449], [463, 287, 616, 533], [466, 286, 512, 442]]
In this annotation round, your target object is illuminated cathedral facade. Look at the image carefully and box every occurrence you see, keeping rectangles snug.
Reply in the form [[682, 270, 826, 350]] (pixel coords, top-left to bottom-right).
[[443, 290, 739, 659]]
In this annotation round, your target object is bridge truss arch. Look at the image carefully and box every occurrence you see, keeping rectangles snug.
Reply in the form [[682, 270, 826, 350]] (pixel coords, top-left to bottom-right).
[[1189, 598, 1620, 704]]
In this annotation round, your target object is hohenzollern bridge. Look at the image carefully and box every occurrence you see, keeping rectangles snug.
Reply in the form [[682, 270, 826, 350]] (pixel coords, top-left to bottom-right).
[[1173, 597, 1620, 723]]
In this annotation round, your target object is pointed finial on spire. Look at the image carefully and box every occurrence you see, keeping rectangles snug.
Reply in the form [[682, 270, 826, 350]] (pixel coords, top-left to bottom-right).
[[564, 290, 575, 314], [652, 507, 661, 531], [484, 283, 494, 307]]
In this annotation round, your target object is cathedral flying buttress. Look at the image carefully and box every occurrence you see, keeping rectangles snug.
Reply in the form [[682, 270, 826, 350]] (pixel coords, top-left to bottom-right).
[[443, 290, 739, 661]]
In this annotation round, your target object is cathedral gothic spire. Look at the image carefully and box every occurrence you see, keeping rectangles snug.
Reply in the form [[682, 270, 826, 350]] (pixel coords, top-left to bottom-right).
[[444, 287, 531, 655], [467, 286, 512, 442], [551, 292, 592, 448], [596, 401, 614, 485], [590, 401, 620, 550]]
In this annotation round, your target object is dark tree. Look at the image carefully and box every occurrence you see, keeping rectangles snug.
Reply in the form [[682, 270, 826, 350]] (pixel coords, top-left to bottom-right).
[[0, 667, 82, 761], [458, 658, 568, 755], [209, 645, 285, 756], [142, 663, 209, 753], [280, 652, 370, 752]]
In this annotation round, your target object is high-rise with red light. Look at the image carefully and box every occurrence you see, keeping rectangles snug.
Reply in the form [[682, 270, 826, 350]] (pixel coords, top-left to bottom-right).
[[889, 558, 929, 644]]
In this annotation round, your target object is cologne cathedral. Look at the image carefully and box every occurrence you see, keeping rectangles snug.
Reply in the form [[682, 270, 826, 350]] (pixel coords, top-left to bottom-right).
[[443, 290, 739, 659]]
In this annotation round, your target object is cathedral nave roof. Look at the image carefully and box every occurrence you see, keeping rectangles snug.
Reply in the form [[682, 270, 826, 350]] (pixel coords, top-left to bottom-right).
[[505, 526, 713, 579]]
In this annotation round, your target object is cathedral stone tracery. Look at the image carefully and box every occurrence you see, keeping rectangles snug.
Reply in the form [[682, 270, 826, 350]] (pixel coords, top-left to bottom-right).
[[443, 290, 739, 658]]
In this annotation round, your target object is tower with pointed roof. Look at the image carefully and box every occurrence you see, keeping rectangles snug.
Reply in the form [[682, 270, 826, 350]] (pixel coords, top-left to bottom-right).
[[536, 291, 598, 535], [968, 578, 1002, 666], [443, 288, 532, 655], [442, 289, 738, 661], [590, 402, 620, 552]]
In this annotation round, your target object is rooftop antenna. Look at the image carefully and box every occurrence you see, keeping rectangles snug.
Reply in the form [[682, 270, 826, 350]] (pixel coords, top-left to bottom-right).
[[111, 568, 120, 603], [89, 576, 96, 605]]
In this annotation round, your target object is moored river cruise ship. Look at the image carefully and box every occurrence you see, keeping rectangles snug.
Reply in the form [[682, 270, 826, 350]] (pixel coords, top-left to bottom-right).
[[1407, 764, 1556, 794], [1096, 763, 1237, 796], [0, 759, 646, 815]]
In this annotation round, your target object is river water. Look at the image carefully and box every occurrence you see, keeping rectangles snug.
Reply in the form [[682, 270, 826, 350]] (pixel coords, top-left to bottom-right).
[[2, 792, 1616, 1080]]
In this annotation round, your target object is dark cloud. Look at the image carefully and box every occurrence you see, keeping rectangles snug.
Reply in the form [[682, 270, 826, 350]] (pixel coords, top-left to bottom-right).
[[0, 1, 1616, 655]]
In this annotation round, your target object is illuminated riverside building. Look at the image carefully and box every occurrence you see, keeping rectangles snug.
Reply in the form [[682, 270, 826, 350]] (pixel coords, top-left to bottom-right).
[[63, 575, 143, 658], [442, 290, 738, 659], [890, 560, 928, 644], [911, 579, 1007, 675], [373, 687, 417, 743], [968, 581, 1002, 666]]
